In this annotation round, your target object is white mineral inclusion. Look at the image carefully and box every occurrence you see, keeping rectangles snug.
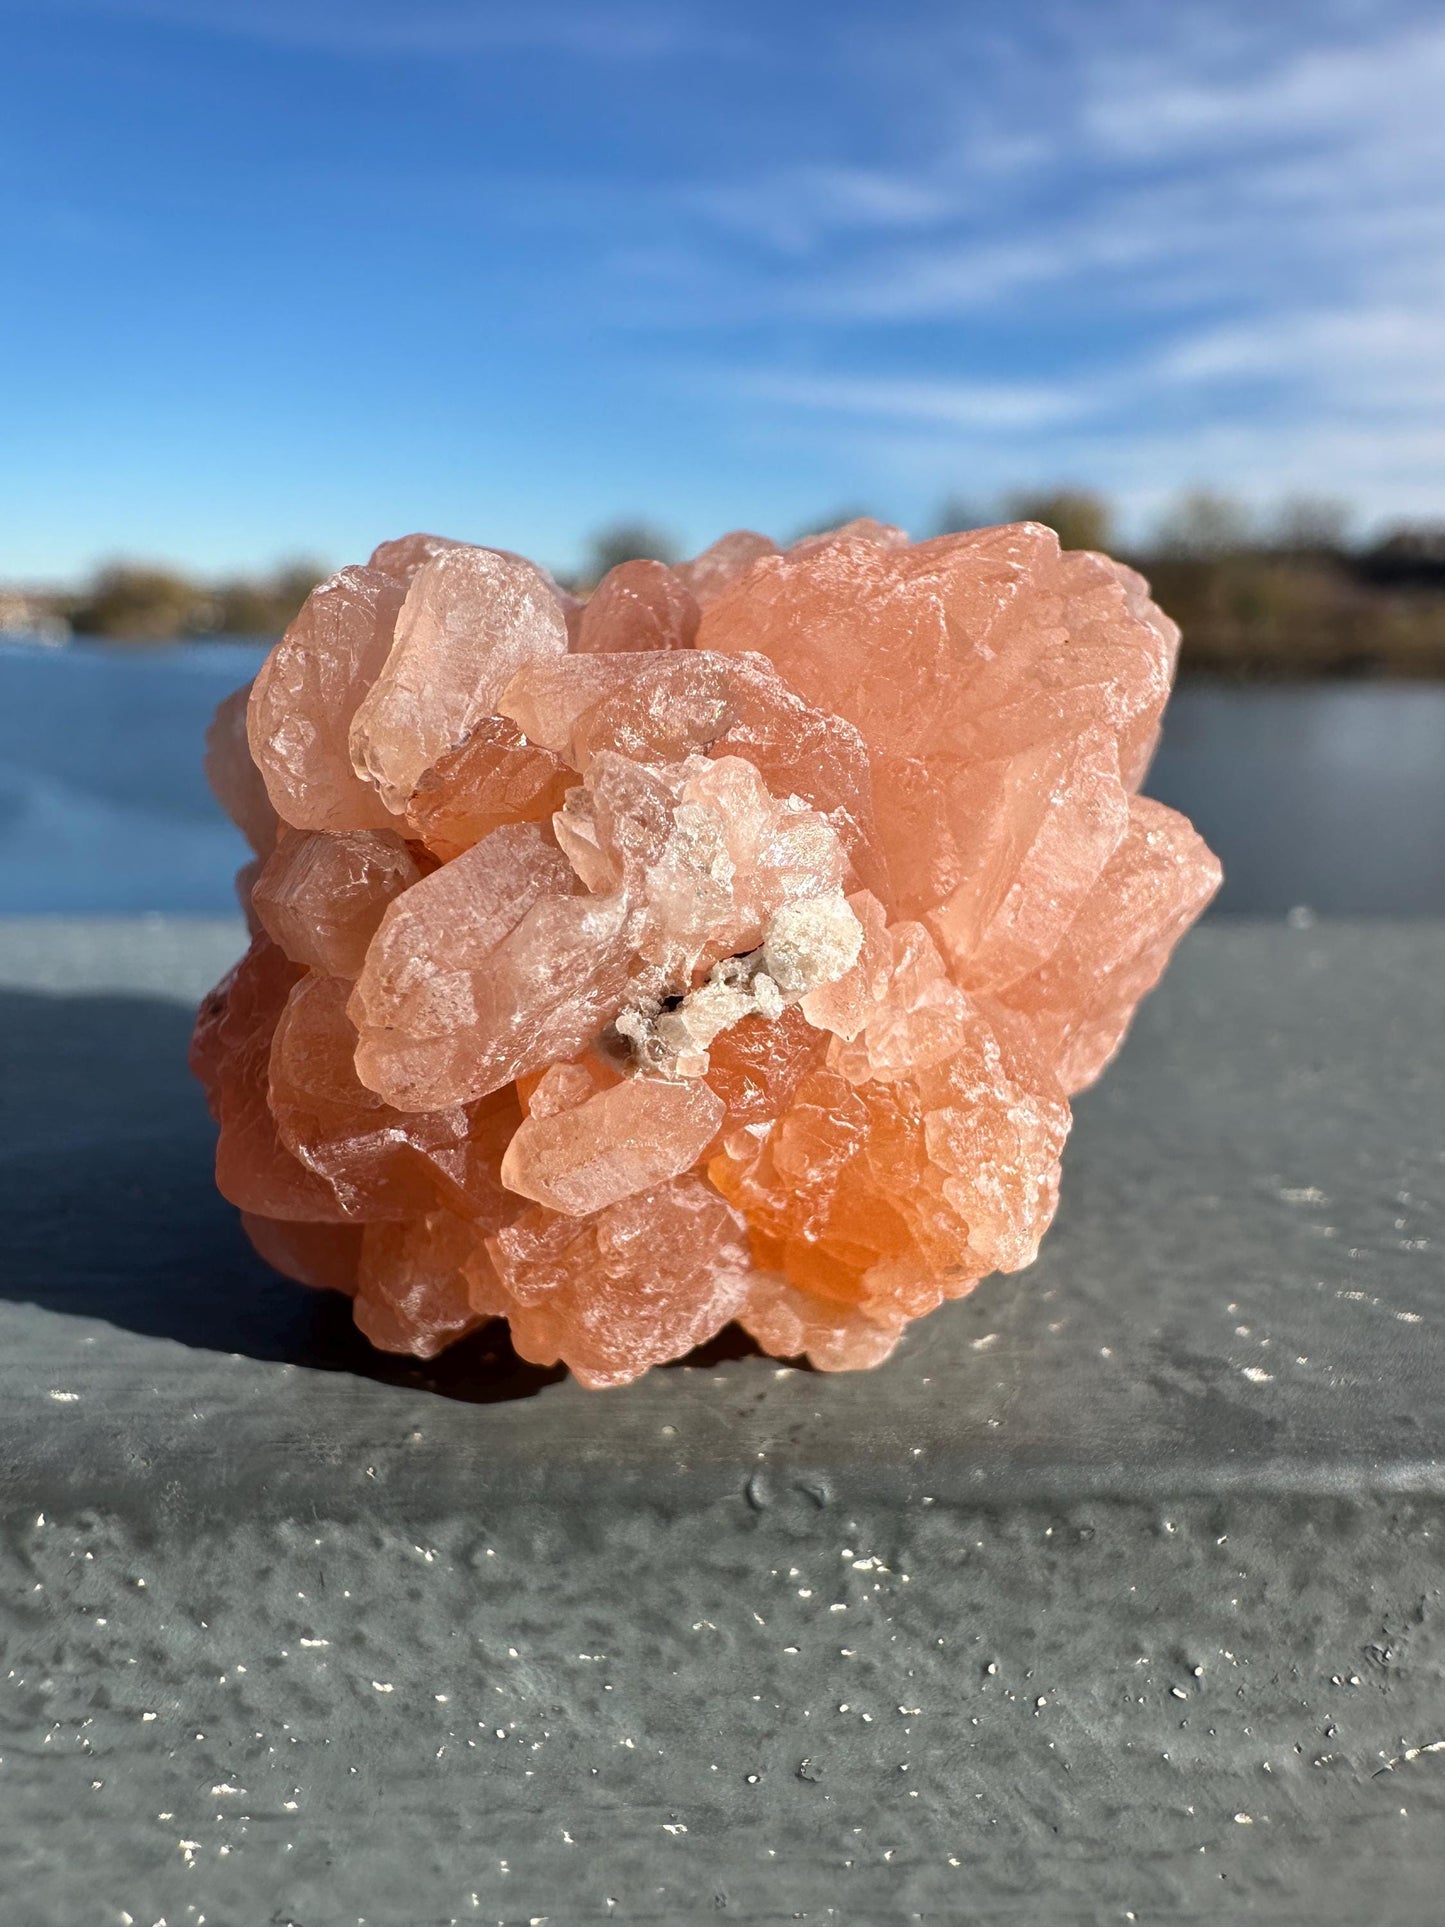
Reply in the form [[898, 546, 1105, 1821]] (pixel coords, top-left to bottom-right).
[[615, 894, 864, 1080], [540, 742, 863, 1078], [763, 893, 866, 997]]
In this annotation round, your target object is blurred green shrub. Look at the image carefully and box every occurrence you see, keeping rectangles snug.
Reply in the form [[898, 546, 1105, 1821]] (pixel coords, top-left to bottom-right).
[[68, 560, 324, 642], [1005, 488, 1114, 553], [1135, 491, 1445, 677], [69, 566, 208, 642], [577, 521, 678, 587]]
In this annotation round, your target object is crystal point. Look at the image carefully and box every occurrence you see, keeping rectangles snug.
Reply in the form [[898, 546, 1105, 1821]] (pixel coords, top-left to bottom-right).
[[205, 682, 279, 855], [251, 827, 422, 978], [501, 1073, 724, 1217], [575, 558, 700, 654], [350, 546, 569, 813], [403, 717, 571, 862], [488, 1178, 751, 1388], [247, 567, 407, 834]]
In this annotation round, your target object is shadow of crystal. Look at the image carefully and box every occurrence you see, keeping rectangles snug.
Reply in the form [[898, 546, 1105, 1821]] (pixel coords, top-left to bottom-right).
[[0, 985, 1034, 1411], [0, 988, 564, 1402]]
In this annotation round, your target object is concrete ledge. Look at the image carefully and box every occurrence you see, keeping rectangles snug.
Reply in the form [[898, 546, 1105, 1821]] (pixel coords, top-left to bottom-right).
[[1, 920, 1442, 1922]]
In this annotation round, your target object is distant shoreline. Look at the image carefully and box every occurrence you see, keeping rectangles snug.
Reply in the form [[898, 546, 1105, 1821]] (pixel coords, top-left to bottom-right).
[[6, 497, 1445, 677]]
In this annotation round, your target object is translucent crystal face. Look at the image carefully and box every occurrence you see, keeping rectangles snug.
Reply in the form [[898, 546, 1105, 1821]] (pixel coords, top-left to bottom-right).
[[193, 520, 1221, 1385]]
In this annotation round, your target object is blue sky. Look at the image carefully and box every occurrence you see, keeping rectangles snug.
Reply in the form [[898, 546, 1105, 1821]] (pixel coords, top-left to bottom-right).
[[3, 0, 1443, 579]]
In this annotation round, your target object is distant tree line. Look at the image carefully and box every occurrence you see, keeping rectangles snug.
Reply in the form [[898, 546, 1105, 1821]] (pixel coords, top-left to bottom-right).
[[53, 560, 326, 643], [971, 489, 1445, 678], [10, 492, 1445, 675], [576, 491, 1445, 679]]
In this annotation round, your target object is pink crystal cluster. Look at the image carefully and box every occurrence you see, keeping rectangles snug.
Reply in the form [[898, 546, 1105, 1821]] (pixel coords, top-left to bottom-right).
[[193, 520, 1220, 1386]]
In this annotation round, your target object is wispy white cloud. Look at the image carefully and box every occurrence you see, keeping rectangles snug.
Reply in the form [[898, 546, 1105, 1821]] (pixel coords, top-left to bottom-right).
[[665, 4, 1445, 527], [732, 369, 1092, 432], [685, 165, 958, 254], [705, 12, 1445, 309], [793, 405, 1445, 540], [5, 0, 1442, 553], [1084, 12, 1445, 155]]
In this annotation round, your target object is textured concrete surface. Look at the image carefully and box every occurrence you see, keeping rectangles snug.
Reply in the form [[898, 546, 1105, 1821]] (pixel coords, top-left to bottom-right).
[[0, 918, 1442, 1925]]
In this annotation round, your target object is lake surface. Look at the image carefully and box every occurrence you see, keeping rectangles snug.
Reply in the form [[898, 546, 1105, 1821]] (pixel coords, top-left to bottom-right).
[[1, 640, 1441, 915], [1146, 682, 1445, 917], [1, 641, 271, 914]]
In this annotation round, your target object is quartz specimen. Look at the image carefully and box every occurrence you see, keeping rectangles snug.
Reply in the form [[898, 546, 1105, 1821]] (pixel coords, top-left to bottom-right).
[[252, 827, 422, 979], [195, 518, 1220, 1383], [349, 546, 569, 814], [247, 567, 407, 834], [574, 559, 700, 654]]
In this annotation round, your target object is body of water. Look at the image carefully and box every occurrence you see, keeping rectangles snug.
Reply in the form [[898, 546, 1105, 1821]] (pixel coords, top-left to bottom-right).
[[1, 640, 1441, 915], [1146, 682, 1445, 917], [0, 640, 270, 914]]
